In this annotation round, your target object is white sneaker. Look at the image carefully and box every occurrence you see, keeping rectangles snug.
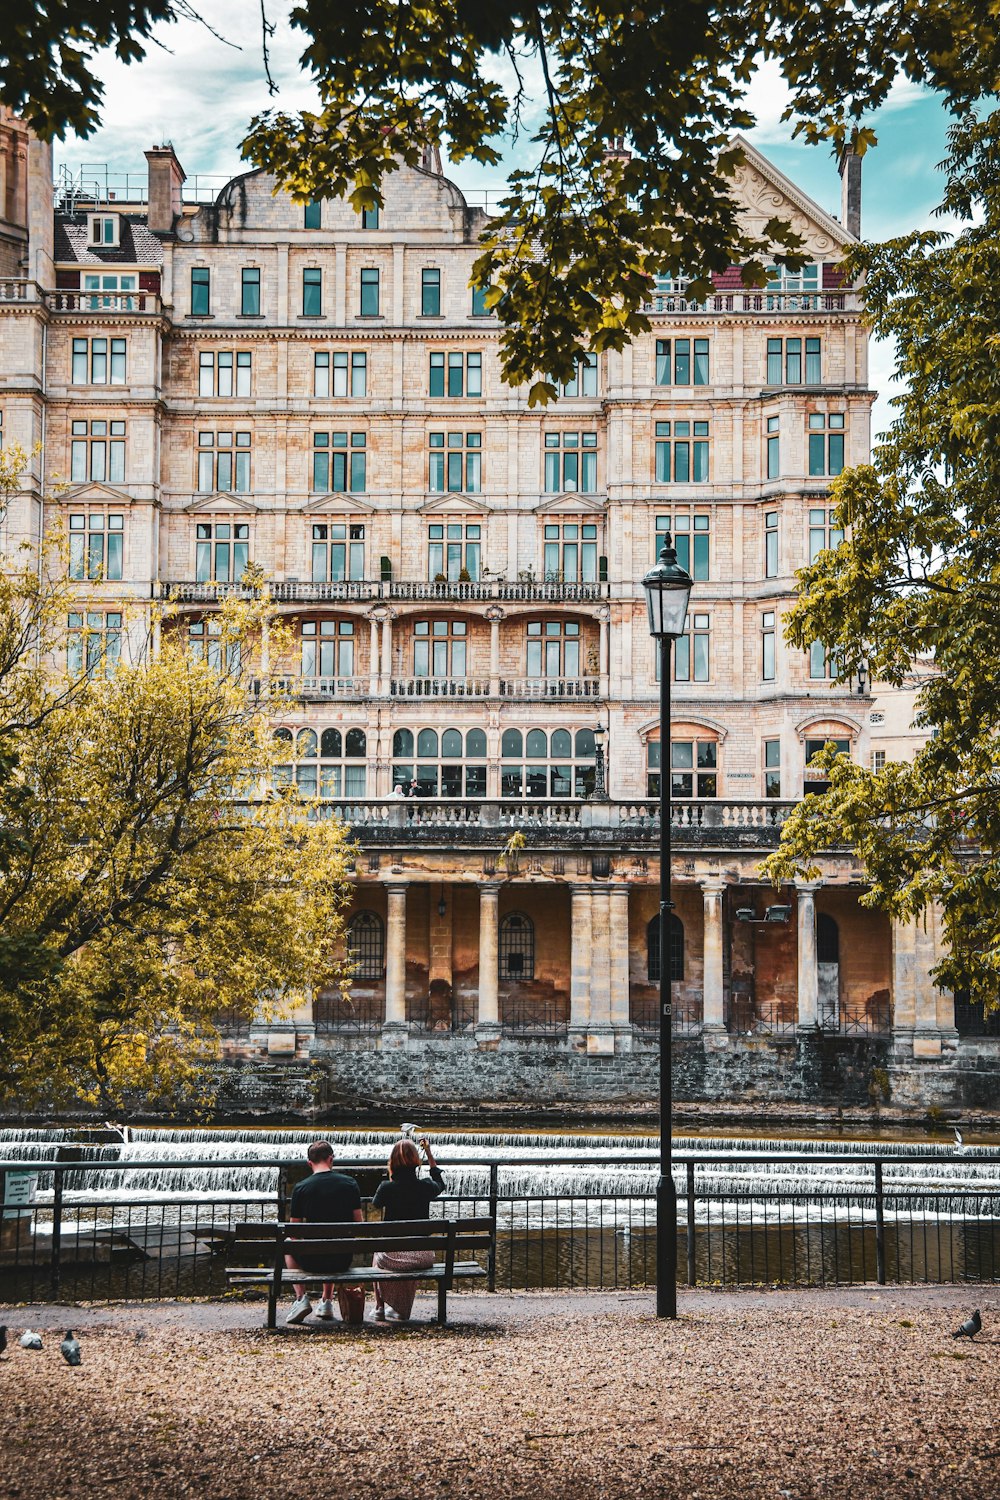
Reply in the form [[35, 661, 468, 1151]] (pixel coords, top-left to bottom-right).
[[285, 1296, 312, 1325], [316, 1299, 335, 1320]]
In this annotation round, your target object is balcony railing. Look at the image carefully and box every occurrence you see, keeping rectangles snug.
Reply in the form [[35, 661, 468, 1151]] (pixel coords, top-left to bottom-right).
[[0, 279, 44, 305], [618, 799, 796, 829], [48, 290, 161, 315], [390, 676, 492, 698], [160, 578, 609, 604], [500, 677, 601, 699], [641, 290, 857, 316]]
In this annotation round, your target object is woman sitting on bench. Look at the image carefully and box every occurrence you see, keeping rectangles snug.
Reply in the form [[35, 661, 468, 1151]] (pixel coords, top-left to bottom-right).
[[371, 1137, 445, 1321]]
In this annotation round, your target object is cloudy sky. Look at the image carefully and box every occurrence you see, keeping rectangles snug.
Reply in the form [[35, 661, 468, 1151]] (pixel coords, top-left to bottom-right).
[[59, 0, 961, 435]]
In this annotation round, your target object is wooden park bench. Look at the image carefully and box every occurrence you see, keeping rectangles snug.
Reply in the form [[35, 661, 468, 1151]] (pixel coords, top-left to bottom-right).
[[226, 1216, 493, 1329]]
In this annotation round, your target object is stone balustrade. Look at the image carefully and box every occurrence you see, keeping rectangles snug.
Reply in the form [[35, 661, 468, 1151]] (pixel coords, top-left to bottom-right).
[[161, 578, 608, 604]]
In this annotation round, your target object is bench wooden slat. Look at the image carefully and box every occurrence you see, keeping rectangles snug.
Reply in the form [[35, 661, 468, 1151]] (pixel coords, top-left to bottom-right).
[[228, 1262, 486, 1284]]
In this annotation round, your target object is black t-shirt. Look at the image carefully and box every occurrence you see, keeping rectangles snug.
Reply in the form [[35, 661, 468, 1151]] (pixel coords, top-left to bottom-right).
[[372, 1165, 446, 1221], [288, 1169, 362, 1274]]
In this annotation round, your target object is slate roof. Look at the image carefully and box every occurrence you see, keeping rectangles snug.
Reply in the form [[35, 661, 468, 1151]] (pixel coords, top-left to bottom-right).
[[54, 216, 164, 266]]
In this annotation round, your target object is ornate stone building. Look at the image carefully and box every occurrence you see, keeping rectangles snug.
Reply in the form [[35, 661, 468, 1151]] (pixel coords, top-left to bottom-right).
[[1, 112, 992, 1105]]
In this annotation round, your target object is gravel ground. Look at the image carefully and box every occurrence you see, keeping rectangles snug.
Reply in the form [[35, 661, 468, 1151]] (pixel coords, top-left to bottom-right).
[[2, 1287, 999, 1500]]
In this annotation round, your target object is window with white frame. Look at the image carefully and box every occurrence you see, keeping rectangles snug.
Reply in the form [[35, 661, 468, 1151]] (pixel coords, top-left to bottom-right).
[[83, 272, 136, 309], [392, 726, 487, 797], [197, 430, 251, 492], [655, 337, 709, 385], [559, 355, 598, 397], [429, 351, 482, 398], [767, 336, 821, 385], [71, 420, 125, 484], [765, 262, 820, 305], [89, 214, 119, 246], [765, 510, 779, 576], [646, 737, 718, 798], [872, 749, 886, 771], [274, 726, 368, 798], [428, 522, 481, 580], [543, 432, 597, 493], [311, 522, 365, 582], [188, 617, 240, 674], [808, 641, 841, 680], [653, 513, 710, 580], [762, 611, 776, 681], [314, 350, 367, 398], [766, 415, 780, 479], [543, 521, 599, 583], [301, 620, 356, 687], [302, 267, 322, 317], [764, 739, 781, 797], [674, 612, 710, 682], [654, 420, 709, 483], [199, 351, 251, 398], [428, 431, 481, 493], [195, 521, 249, 583], [808, 412, 846, 476], [69, 512, 124, 580], [72, 337, 126, 386], [500, 726, 597, 798], [809, 506, 845, 562], [526, 619, 581, 678], [312, 431, 367, 492], [414, 618, 466, 677], [68, 610, 121, 679], [421, 268, 441, 317]]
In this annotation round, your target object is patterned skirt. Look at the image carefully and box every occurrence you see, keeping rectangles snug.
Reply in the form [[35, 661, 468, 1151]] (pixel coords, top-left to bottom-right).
[[372, 1249, 436, 1319]]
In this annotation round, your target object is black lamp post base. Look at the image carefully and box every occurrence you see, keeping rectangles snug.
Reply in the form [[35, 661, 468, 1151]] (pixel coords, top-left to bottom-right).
[[656, 1171, 678, 1318]]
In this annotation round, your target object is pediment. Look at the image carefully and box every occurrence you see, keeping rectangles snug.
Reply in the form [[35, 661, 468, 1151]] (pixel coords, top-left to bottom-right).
[[52, 482, 140, 507], [794, 712, 863, 741], [534, 493, 607, 516], [727, 135, 853, 258], [299, 492, 376, 516], [418, 494, 492, 516], [638, 715, 729, 742], [184, 492, 259, 515]]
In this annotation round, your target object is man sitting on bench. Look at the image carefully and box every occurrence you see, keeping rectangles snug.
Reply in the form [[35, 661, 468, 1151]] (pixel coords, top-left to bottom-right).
[[285, 1140, 363, 1324]]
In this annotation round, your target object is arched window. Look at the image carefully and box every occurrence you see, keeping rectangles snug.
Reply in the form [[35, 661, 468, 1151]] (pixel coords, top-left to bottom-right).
[[392, 724, 486, 796], [817, 913, 839, 964], [296, 728, 317, 758], [345, 727, 366, 757], [647, 914, 684, 982], [321, 727, 342, 758], [417, 728, 439, 758], [526, 728, 548, 758], [501, 725, 596, 799], [466, 728, 487, 757], [273, 724, 366, 798], [347, 911, 384, 979], [441, 727, 463, 758], [502, 728, 523, 758], [393, 728, 414, 758], [499, 912, 535, 981], [551, 728, 572, 757]]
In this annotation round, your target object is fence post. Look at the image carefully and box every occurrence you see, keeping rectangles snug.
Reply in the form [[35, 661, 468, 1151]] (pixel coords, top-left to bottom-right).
[[874, 1160, 886, 1285], [686, 1161, 697, 1286], [487, 1162, 498, 1293], [50, 1167, 63, 1298]]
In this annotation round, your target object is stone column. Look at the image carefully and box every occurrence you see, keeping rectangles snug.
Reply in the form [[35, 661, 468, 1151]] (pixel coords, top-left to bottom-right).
[[569, 885, 593, 1036], [487, 606, 504, 696], [383, 883, 409, 1046], [609, 885, 632, 1049], [587, 886, 614, 1053], [598, 606, 610, 697], [894, 903, 954, 1058], [368, 615, 380, 696], [796, 882, 819, 1029], [380, 612, 393, 689], [701, 880, 727, 1032], [476, 882, 501, 1044]]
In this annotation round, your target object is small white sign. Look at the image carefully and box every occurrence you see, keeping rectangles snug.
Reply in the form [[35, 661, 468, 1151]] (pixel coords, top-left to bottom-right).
[[3, 1171, 37, 1218]]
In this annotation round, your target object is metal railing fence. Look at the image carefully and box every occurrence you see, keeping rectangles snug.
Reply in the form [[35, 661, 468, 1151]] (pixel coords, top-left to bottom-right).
[[1, 1150, 998, 1303]]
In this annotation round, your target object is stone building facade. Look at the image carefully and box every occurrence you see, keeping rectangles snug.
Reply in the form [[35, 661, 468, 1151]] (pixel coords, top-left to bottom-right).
[[1, 112, 994, 1105]]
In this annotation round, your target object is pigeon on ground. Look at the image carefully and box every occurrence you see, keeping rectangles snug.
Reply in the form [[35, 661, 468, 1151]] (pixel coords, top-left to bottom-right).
[[0, 1325, 7, 1358], [19, 1330, 42, 1350], [952, 1309, 982, 1340], [60, 1331, 81, 1366]]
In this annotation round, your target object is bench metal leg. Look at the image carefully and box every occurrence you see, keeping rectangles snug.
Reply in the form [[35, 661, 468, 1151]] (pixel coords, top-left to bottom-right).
[[437, 1280, 448, 1326], [267, 1272, 279, 1330]]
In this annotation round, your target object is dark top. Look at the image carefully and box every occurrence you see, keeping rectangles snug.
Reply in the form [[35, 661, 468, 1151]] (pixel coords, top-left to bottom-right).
[[372, 1165, 446, 1221], [288, 1168, 362, 1274]]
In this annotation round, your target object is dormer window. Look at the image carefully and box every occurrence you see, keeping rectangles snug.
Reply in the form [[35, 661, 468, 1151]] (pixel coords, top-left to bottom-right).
[[89, 214, 119, 247]]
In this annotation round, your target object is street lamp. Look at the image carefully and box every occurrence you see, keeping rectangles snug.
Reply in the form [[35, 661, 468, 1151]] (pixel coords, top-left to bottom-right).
[[593, 723, 608, 800], [641, 533, 694, 1320]]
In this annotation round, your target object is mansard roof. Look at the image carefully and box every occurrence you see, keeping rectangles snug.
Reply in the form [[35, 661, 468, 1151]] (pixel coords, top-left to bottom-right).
[[54, 215, 163, 266]]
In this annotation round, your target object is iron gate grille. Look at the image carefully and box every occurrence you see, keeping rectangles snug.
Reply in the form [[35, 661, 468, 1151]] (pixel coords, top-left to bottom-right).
[[347, 911, 384, 979], [499, 912, 535, 980]]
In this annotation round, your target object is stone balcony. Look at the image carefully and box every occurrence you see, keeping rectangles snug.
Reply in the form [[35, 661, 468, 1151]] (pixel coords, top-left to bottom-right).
[[255, 675, 604, 702], [160, 578, 610, 606], [641, 289, 860, 315], [269, 796, 808, 852]]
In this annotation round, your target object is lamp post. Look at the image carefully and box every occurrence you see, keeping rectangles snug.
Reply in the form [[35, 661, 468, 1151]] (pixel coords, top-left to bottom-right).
[[593, 723, 608, 800], [641, 533, 694, 1320]]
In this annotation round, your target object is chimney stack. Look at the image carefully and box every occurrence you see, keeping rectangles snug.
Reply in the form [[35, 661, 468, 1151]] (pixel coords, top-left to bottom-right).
[[144, 144, 185, 235], [838, 146, 861, 239]]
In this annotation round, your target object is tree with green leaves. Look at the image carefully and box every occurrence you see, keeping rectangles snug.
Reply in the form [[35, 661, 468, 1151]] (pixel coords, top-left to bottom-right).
[[0, 448, 356, 1114], [762, 109, 1000, 1016], [4, 0, 1000, 394]]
